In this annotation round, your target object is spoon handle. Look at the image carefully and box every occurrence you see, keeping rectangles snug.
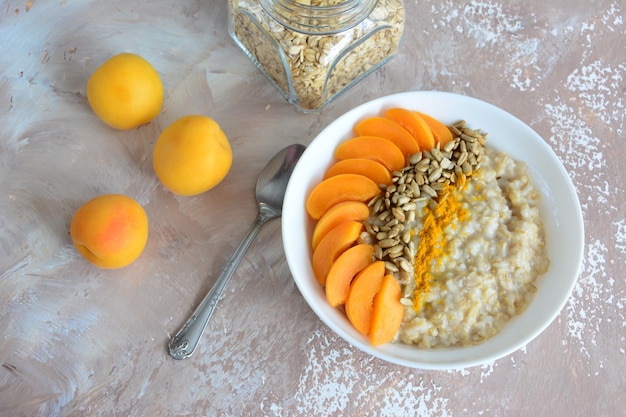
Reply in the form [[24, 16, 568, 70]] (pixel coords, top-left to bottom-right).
[[168, 212, 271, 360]]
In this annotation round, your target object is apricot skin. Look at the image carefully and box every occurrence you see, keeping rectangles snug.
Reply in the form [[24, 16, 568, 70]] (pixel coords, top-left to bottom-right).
[[70, 194, 149, 269], [153, 115, 233, 196], [306, 173, 380, 220], [87, 53, 163, 130]]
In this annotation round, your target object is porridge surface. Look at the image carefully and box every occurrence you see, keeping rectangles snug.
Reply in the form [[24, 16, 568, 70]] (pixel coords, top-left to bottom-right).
[[395, 148, 550, 348]]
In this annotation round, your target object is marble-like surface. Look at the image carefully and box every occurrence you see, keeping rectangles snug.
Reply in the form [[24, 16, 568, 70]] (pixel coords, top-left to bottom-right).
[[1, 0, 624, 416]]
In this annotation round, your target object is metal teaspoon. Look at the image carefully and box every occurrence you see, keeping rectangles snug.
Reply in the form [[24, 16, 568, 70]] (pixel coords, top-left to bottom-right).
[[168, 143, 306, 360]]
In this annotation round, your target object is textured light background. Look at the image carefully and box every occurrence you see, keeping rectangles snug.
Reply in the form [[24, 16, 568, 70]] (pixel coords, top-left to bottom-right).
[[0, 1, 624, 416]]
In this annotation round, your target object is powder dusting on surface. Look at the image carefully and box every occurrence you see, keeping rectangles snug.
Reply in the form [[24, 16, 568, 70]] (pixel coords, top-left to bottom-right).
[[293, 330, 452, 417], [539, 2, 626, 377]]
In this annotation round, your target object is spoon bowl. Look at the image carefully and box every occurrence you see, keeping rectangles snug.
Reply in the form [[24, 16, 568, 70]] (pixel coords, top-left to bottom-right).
[[168, 144, 306, 360]]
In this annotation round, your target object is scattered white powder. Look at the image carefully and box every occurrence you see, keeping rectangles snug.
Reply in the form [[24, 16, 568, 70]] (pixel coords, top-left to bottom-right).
[[294, 330, 453, 416]]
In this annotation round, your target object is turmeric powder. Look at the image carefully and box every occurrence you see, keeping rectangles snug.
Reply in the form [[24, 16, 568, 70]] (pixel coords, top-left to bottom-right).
[[412, 184, 468, 313]]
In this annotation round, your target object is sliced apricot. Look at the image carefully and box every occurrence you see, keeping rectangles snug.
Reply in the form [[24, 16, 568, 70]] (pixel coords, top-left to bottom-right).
[[324, 158, 392, 186], [311, 201, 370, 252], [306, 173, 380, 220], [312, 220, 362, 285], [354, 117, 420, 161], [345, 261, 385, 335], [369, 274, 404, 346], [415, 111, 453, 147], [325, 244, 375, 307], [384, 108, 435, 151], [335, 136, 405, 172]]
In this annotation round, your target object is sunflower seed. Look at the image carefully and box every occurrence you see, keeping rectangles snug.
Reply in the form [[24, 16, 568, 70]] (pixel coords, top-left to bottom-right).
[[431, 147, 444, 162], [368, 194, 382, 207], [428, 167, 443, 182], [440, 157, 453, 169], [461, 133, 476, 142], [409, 152, 423, 164], [385, 244, 404, 257], [457, 151, 468, 167], [421, 184, 437, 198], [385, 261, 399, 272], [374, 244, 383, 259], [443, 140, 457, 153], [378, 210, 392, 221], [398, 258, 412, 272], [379, 238, 398, 248]]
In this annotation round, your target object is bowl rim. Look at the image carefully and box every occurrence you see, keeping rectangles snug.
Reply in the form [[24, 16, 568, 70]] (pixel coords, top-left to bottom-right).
[[282, 91, 585, 370]]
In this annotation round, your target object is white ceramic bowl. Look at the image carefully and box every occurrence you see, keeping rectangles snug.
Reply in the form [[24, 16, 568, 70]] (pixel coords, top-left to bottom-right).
[[282, 91, 584, 370]]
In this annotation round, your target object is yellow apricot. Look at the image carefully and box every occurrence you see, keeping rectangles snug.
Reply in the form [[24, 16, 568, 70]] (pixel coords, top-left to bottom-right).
[[324, 158, 392, 186], [326, 245, 375, 308], [370, 274, 404, 345], [345, 261, 386, 335], [87, 53, 163, 130], [384, 108, 435, 150], [153, 115, 233, 196], [311, 201, 370, 251], [312, 221, 363, 285], [334, 136, 405, 173], [70, 194, 149, 269], [306, 173, 380, 220], [414, 111, 454, 147], [354, 117, 419, 161]]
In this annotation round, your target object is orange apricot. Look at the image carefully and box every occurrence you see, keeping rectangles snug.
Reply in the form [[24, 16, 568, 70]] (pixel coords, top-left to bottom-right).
[[334, 136, 405, 172], [354, 116, 420, 161], [70, 194, 149, 269], [324, 158, 392, 186], [415, 111, 453, 147], [369, 274, 404, 346], [311, 201, 370, 252], [312, 221, 363, 285], [325, 244, 375, 307], [306, 173, 380, 220], [345, 261, 386, 335], [384, 108, 435, 151]]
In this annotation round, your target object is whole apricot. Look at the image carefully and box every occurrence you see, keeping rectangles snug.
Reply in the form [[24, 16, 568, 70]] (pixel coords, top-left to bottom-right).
[[87, 52, 163, 130], [70, 194, 149, 269], [152, 115, 233, 196]]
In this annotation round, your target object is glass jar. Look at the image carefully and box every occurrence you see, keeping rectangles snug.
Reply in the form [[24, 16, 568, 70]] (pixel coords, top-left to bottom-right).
[[228, 0, 405, 112]]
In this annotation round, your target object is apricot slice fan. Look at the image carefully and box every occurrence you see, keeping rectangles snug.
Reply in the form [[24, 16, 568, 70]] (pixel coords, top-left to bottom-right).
[[306, 107, 454, 346]]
